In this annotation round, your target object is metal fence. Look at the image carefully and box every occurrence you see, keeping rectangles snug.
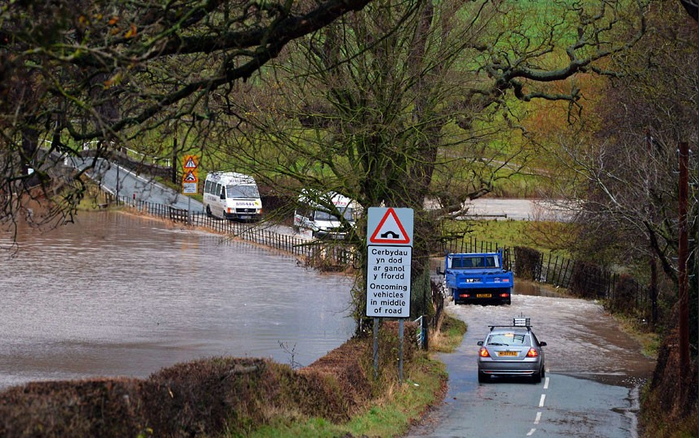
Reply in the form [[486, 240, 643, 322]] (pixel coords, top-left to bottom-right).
[[441, 235, 654, 322], [103, 194, 356, 268]]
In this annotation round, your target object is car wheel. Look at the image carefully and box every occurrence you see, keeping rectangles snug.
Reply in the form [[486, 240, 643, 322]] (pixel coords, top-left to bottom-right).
[[541, 366, 546, 379], [533, 369, 542, 383], [478, 372, 489, 383]]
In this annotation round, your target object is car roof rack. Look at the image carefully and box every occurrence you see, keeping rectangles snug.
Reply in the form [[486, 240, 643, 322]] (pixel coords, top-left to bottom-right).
[[488, 317, 532, 330]]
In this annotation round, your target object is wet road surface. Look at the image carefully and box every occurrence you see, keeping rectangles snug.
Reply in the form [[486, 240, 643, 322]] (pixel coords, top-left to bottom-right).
[[406, 287, 655, 437]]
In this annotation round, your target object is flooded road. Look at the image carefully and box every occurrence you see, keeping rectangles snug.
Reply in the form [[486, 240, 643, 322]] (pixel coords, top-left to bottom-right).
[[0, 212, 355, 390], [407, 286, 656, 437]]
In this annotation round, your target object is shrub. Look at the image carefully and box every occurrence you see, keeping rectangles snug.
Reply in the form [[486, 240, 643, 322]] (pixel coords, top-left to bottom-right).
[[514, 246, 541, 280], [0, 378, 144, 438], [569, 260, 608, 299], [0, 338, 393, 437]]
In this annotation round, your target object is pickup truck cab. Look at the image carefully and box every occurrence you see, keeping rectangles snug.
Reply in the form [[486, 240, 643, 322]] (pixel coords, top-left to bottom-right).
[[438, 250, 513, 305]]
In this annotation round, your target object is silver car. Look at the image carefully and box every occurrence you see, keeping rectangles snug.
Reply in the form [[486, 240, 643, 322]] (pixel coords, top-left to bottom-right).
[[477, 317, 546, 383]]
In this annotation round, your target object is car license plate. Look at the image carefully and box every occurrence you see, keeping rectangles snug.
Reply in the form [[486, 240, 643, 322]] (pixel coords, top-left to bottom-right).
[[498, 351, 517, 357], [240, 215, 250, 219], [476, 293, 491, 298]]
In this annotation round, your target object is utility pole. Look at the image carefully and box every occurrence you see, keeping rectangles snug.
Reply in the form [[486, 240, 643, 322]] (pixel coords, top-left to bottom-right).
[[678, 142, 690, 388]]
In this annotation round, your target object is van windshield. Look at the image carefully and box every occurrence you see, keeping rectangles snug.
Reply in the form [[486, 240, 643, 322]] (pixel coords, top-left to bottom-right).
[[226, 184, 260, 198], [315, 207, 354, 222]]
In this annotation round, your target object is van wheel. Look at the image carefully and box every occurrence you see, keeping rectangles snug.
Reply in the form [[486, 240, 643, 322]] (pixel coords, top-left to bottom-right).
[[206, 206, 212, 217]]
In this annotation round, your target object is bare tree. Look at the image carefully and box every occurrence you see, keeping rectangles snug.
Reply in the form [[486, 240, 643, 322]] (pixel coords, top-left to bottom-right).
[[0, 0, 373, 231], [213, 0, 648, 322]]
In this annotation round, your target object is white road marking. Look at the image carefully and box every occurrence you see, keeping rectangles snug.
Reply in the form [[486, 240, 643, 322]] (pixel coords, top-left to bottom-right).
[[527, 428, 537, 436], [534, 411, 542, 424], [539, 394, 546, 407], [543, 376, 549, 389]]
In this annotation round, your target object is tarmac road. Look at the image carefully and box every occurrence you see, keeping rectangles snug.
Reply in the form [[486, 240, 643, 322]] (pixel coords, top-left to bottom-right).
[[406, 291, 654, 438], [462, 198, 574, 222], [73, 157, 204, 212]]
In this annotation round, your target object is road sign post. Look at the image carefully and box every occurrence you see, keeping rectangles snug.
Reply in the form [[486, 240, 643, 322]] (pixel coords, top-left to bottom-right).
[[366, 207, 413, 383]]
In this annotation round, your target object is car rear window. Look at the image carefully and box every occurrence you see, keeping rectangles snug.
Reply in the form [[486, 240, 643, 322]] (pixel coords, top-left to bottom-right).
[[488, 332, 530, 346]]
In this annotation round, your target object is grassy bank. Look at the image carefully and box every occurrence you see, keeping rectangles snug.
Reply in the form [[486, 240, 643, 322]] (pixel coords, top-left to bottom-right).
[[0, 318, 466, 438], [247, 316, 467, 438]]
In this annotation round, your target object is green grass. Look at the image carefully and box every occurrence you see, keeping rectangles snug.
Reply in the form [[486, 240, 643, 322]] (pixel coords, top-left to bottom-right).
[[245, 315, 465, 438], [444, 219, 574, 258], [246, 354, 446, 438], [431, 317, 467, 353]]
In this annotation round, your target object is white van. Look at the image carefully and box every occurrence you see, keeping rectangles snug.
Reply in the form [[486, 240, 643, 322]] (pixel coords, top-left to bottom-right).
[[203, 172, 262, 221], [293, 190, 357, 239]]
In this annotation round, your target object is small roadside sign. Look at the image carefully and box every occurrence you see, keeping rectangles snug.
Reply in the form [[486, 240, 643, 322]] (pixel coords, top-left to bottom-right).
[[183, 170, 198, 183], [367, 207, 413, 246], [181, 155, 199, 195], [366, 207, 414, 318], [182, 182, 198, 194], [366, 207, 414, 384], [183, 155, 199, 169], [366, 245, 411, 317]]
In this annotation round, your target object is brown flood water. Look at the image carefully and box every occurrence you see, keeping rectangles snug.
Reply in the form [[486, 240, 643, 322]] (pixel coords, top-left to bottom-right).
[[0, 212, 355, 390]]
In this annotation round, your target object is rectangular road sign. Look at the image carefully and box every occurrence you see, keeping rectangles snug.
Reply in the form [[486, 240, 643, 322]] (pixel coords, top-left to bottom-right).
[[182, 182, 198, 194], [366, 245, 411, 317]]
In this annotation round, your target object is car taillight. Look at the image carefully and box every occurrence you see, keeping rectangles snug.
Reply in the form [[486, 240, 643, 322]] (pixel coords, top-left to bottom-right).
[[479, 347, 490, 358], [527, 348, 538, 358]]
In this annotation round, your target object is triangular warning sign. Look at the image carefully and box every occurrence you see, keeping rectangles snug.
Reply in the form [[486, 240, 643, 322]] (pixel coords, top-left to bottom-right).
[[183, 156, 198, 169], [369, 208, 411, 244], [183, 170, 197, 182]]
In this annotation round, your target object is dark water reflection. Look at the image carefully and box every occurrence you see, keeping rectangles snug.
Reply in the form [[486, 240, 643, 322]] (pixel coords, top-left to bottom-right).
[[0, 212, 355, 390]]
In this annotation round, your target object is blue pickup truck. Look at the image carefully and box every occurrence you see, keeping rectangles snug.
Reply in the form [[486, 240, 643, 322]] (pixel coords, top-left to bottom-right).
[[438, 250, 513, 305]]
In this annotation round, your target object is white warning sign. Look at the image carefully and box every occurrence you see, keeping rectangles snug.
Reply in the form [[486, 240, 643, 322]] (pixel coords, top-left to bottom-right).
[[367, 207, 413, 246], [366, 245, 411, 317], [365, 207, 413, 318]]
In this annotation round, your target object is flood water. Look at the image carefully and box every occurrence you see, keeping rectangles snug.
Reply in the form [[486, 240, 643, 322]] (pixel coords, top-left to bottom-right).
[[0, 212, 355, 390]]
